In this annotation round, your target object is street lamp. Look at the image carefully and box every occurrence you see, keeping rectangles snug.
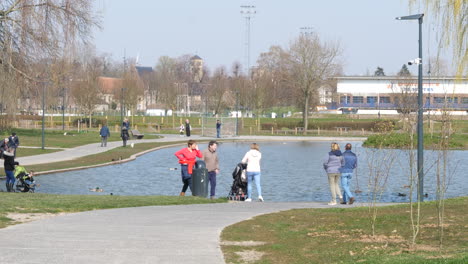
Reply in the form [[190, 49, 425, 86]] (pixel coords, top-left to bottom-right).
[[41, 81, 46, 150], [62, 87, 66, 131], [396, 13, 424, 202], [235, 91, 239, 136]]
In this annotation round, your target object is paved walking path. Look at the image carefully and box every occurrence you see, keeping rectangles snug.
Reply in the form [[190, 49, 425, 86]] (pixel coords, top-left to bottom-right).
[[0, 201, 378, 264]]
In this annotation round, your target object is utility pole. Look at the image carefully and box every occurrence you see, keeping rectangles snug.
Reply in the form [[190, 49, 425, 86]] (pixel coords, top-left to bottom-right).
[[240, 5, 256, 76], [121, 50, 126, 126]]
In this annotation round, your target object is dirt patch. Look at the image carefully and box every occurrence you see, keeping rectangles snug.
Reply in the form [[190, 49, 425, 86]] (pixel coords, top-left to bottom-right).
[[221, 241, 267, 246], [7, 212, 67, 224], [357, 234, 406, 243], [307, 230, 348, 238], [420, 223, 451, 228], [234, 250, 265, 263]]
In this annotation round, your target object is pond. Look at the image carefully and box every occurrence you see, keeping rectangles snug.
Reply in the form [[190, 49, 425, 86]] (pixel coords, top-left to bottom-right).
[[31, 141, 467, 203]]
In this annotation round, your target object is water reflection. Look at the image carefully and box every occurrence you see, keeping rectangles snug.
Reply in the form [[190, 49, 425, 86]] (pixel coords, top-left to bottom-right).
[[32, 141, 467, 203]]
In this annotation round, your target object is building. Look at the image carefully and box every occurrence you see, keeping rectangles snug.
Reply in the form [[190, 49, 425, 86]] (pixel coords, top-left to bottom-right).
[[336, 76, 468, 111]]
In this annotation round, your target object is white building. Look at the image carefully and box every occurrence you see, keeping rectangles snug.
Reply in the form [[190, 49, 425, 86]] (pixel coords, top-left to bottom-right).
[[336, 76, 468, 110]]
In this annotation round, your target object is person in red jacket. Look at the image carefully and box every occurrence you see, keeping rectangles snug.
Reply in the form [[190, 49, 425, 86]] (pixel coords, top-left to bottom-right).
[[174, 140, 203, 196]]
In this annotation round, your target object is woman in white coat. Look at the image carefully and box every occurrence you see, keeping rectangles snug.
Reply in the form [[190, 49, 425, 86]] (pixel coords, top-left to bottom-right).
[[242, 143, 263, 202]]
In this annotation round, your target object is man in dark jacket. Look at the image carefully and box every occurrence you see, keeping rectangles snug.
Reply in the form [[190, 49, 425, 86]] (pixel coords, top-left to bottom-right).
[[121, 126, 129, 147], [8, 132, 19, 157], [100, 124, 111, 147], [340, 143, 357, 205]]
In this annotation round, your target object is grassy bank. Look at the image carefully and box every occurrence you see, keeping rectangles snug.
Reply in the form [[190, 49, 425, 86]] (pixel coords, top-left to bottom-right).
[[363, 133, 468, 149], [221, 197, 468, 263], [16, 148, 62, 157], [0, 193, 226, 228], [27, 141, 187, 172]]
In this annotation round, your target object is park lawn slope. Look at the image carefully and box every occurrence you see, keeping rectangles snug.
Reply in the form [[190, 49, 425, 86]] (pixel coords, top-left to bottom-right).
[[27, 141, 187, 172], [0, 193, 226, 229], [221, 197, 468, 264]]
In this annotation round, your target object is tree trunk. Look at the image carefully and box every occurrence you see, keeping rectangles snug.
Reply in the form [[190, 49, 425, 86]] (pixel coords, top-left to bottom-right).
[[303, 95, 309, 135]]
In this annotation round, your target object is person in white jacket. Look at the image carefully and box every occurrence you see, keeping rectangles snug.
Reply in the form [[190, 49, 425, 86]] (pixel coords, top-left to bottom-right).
[[241, 143, 263, 202]]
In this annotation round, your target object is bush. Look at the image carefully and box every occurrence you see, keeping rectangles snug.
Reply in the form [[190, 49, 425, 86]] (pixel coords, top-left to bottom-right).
[[72, 118, 103, 127], [372, 120, 396, 132]]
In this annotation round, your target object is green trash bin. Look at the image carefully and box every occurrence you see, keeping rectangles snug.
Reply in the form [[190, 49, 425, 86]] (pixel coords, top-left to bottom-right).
[[192, 160, 209, 197]]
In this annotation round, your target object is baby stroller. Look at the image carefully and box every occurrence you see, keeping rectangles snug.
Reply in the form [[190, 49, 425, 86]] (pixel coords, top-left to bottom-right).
[[228, 163, 247, 201], [15, 172, 36, 193]]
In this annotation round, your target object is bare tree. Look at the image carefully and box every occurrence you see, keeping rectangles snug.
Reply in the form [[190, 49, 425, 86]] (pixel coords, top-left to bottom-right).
[[257, 45, 295, 108], [0, 0, 99, 78], [154, 56, 178, 127], [208, 66, 229, 115], [411, 0, 467, 76], [288, 33, 341, 134], [71, 56, 103, 127]]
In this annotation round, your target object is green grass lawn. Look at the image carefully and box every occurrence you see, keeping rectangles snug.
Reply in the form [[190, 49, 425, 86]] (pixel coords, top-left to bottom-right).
[[363, 133, 468, 149], [221, 197, 468, 264], [16, 148, 62, 157], [0, 193, 226, 228], [1, 128, 161, 148]]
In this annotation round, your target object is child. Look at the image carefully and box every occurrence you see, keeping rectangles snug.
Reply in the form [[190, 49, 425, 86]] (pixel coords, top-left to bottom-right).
[[179, 124, 185, 137], [22, 170, 37, 192], [14, 162, 37, 192]]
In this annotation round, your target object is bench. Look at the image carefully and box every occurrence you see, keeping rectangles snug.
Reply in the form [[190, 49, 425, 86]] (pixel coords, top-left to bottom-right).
[[131, 129, 144, 139], [335, 127, 350, 135]]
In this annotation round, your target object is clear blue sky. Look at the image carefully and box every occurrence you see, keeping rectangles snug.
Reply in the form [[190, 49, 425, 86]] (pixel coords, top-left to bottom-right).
[[93, 0, 448, 76]]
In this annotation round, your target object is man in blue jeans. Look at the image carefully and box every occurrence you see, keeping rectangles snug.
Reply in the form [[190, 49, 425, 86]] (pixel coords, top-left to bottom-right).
[[341, 143, 357, 205]]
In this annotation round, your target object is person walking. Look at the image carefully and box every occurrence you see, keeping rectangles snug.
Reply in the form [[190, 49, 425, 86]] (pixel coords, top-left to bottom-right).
[[99, 123, 111, 147], [323, 142, 344, 205], [121, 126, 129, 147], [201, 141, 219, 199], [122, 118, 130, 130], [8, 132, 19, 157], [216, 120, 221, 138], [340, 143, 357, 205], [242, 143, 263, 202], [174, 140, 203, 196], [185, 119, 191, 137], [3, 148, 15, 192], [0, 138, 9, 159]]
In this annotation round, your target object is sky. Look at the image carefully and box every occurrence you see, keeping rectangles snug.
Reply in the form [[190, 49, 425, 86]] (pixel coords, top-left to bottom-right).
[[93, 0, 449, 76]]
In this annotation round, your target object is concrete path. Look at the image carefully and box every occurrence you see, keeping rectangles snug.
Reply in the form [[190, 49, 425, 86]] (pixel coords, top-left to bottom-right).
[[0, 201, 363, 264]]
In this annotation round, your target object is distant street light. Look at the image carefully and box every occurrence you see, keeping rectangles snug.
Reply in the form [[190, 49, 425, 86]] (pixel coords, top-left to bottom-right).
[[62, 87, 66, 131], [41, 81, 46, 150], [235, 91, 239, 136], [396, 13, 425, 202]]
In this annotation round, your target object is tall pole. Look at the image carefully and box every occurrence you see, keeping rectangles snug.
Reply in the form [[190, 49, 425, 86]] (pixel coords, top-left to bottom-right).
[[395, 13, 424, 202], [41, 82, 45, 150], [235, 91, 239, 136], [241, 5, 256, 76], [62, 88, 65, 131], [417, 16, 424, 202]]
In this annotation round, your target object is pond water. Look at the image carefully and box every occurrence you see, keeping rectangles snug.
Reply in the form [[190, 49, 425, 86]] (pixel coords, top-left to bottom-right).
[[32, 141, 467, 203]]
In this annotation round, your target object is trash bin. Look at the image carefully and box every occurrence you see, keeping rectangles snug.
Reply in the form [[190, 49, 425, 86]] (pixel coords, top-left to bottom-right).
[[192, 160, 209, 197]]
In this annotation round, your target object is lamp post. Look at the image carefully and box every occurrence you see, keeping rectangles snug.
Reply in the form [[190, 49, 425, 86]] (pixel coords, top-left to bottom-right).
[[41, 81, 46, 150], [235, 91, 239, 136], [396, 13, 424, 202], [62, 87, 66, 131]]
